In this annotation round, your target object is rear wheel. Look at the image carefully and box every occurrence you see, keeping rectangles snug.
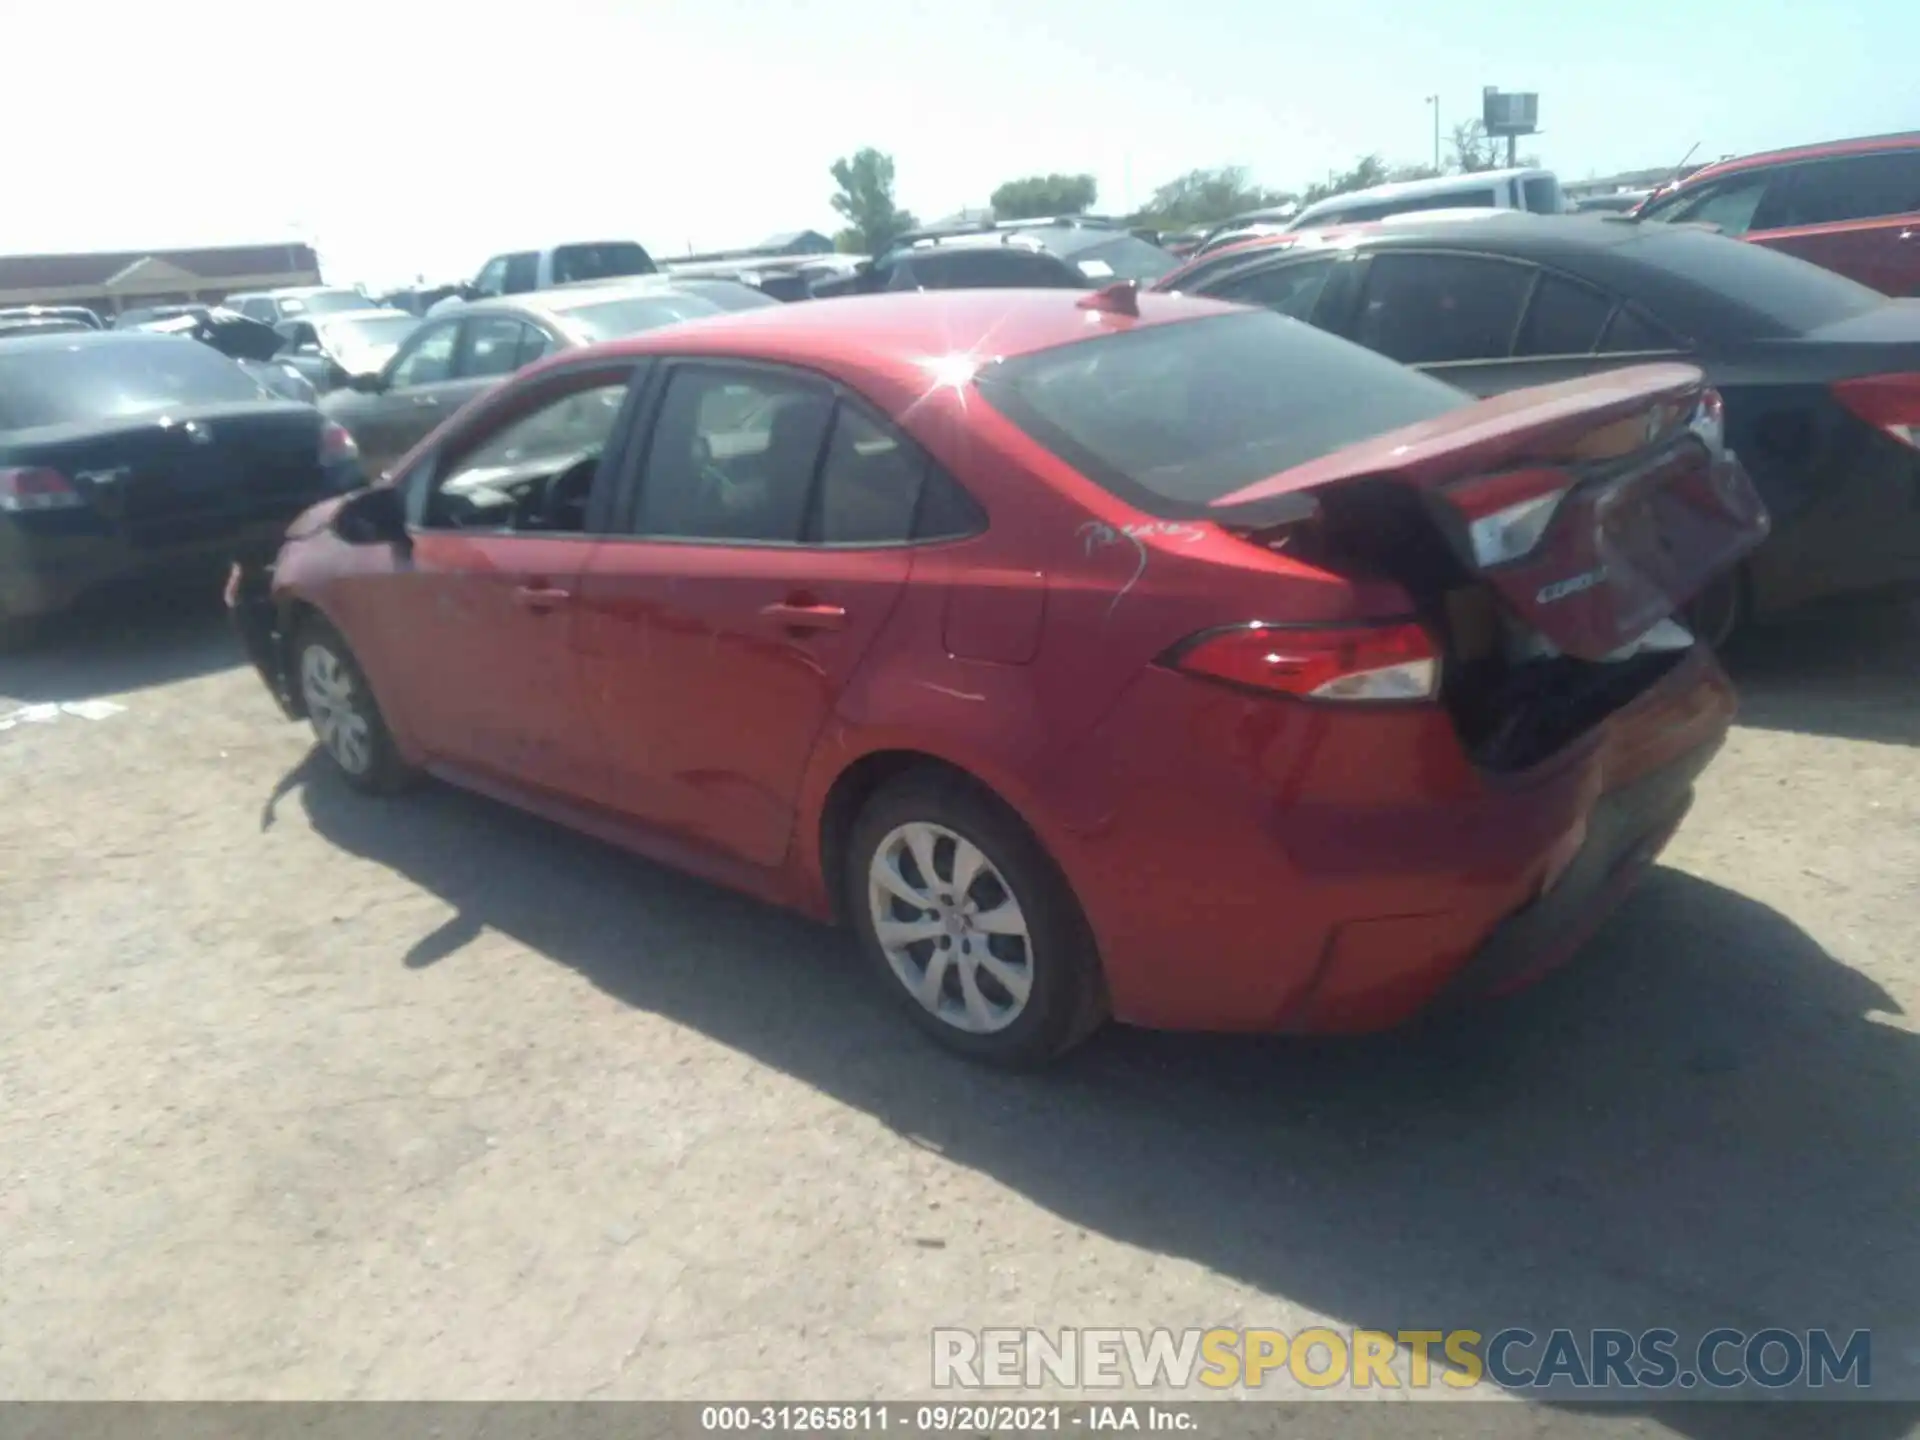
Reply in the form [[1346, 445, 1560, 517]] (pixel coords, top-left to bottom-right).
[[845, 771, 1106, 1067], [294, 618, 415, 794]]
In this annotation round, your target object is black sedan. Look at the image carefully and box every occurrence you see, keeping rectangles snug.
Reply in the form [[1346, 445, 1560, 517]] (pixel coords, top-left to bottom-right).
[[1158, 212, 1920, 642], [0, 331, 363, 646], [319, 278, 750, 477]]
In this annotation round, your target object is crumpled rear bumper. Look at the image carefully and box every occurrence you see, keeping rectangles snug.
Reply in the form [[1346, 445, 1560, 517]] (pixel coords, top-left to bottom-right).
[[224, 562, 302, 721]]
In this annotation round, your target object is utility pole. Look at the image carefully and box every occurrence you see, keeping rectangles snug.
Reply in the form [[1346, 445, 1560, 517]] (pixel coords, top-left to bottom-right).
[[1427, 96, 1440, 171]]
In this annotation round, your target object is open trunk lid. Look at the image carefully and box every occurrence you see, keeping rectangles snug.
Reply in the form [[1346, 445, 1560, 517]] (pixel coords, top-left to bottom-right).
[[1209, 363, 1769, 661]]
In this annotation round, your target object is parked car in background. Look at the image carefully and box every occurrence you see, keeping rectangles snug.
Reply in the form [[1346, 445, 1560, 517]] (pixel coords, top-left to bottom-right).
[[1633, 131, 1920, 296], [0, 305, 103, 336], [320, 278, 738, 476], [810, 219, 1176, 297], [1285, 168, 1567, 230], [131, 307, 321, 405], [224, 287, 377, 325], [664, 255, 860, 304], [0, 308, 99, 339], [231, 286, 1761, 1065], [1158, 211, 1920, 641], [377, 284, 466, 317], [0, 330, 362, 646], [467, 241, 659, 299], [272, 309, 421, 392]]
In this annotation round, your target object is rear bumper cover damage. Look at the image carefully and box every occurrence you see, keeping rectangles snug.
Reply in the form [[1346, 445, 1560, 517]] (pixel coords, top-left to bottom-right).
[[227, 563, 303, 721]]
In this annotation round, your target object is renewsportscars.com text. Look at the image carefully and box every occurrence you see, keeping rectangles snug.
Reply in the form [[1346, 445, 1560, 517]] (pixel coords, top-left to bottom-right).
[[931, 1326, 1872, 1392]]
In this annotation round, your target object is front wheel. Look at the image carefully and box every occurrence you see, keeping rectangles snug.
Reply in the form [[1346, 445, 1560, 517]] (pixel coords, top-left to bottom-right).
[[845, 771, 1106, 1068], [293, 618, 416, 794]]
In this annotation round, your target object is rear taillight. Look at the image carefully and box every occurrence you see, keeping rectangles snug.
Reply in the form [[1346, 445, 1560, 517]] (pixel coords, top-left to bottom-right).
[[1165, 622, 1440, 703], [1442, 467, 1570, 568], [319, 421, 359, 465], [0, 466, 85, 513], [1688, 386, 1726, 451], [1833, 373, 1920, 450]]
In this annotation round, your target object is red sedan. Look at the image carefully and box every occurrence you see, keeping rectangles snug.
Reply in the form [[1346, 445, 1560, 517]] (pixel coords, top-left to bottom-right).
[[229, 284, 1767, 1066]]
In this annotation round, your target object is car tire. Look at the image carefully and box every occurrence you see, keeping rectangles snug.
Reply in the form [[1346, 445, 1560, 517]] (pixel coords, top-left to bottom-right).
[[292, 617, 416, 795], [1684, 565, 1748, 652], [845, 769, 1107, 1068]]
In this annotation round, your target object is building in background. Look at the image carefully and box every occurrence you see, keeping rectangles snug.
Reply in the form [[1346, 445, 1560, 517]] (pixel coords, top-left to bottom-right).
[[0, 242, 321, 321]]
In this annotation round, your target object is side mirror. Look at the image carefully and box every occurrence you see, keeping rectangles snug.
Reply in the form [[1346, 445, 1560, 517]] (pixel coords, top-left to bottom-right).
[[331, 483, 409, 547], [348, 369, 386, 393]]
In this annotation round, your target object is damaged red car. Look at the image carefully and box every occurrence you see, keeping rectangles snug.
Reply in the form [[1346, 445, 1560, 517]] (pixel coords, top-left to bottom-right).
[[229, 284, 1767, 1066]]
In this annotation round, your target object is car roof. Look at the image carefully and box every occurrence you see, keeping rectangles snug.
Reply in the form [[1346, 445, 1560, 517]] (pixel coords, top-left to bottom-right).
[[1676, 129, 1920, 187], [449, 278, 719, 326], [1162, 210, 1863, 340]]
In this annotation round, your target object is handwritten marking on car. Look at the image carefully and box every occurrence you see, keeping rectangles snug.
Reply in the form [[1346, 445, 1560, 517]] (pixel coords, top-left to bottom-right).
[[1078, 521, 1209, 618], [920, 683, 986, 702], [1537, 567, 1609, 605]]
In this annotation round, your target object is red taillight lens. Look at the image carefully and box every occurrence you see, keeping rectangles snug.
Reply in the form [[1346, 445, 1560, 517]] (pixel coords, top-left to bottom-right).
[[0, 466, 85, 513], [319, 420, 359, 465], [1833, 373, 1920, 450], [1166, 622, 1440, 702]]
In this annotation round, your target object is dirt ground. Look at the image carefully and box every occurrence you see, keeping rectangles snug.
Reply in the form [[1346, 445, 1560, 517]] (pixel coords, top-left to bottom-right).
[[1, 591, 1916, 1436]]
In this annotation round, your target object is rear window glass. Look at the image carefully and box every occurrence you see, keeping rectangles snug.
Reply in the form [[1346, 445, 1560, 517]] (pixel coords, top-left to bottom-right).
[[1068, 235, 1179, 283], [552, 242, 658, 285], [978, 310, 1471, 515], [1625, 225, 1883, 332], [0, 336, 264, 430], [561, 293, 724, 342]]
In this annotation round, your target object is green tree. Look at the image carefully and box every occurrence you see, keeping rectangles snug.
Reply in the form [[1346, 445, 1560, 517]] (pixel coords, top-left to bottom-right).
[[990, 173, 1098, 220], [1129, 166, 1290, 230], [1298, 155, 1393, 207], [1450, 120, 1501, 173], [829, 149, 918, 255]]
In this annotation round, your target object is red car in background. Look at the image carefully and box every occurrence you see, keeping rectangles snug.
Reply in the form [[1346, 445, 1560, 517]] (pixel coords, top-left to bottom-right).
[[1635, 131, 1920, 296], [230, 285, 1766, 1067]]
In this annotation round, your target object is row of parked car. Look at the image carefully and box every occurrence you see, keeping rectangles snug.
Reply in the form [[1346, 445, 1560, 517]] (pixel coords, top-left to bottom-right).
[[0, 127, 1914, 1064]]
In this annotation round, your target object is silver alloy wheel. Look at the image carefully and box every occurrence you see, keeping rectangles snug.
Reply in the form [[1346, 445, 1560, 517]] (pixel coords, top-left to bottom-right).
[[299, 640, 373, 777], [867, 821, 1034, 1034]]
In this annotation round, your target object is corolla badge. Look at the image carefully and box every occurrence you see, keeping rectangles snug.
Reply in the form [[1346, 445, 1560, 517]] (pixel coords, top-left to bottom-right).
[[1537, 567, 1608, 604]]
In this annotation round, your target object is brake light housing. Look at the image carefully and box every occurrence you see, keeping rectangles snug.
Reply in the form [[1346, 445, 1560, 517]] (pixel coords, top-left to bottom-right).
[[1164, 621, 1440, 703], [1833, 373, 1920, 450], [0, 466, 85, 513], [1441, 467, 1571, 568], [319, 420, 360, 466]]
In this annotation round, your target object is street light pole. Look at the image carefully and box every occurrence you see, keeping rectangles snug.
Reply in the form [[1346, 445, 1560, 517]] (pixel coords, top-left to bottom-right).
[[1427, 95, 1440, 171]]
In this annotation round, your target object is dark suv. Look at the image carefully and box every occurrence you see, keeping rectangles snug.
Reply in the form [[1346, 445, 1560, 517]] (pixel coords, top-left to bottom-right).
[[1635, 131, 1920, 296], [810, 219, 1177, 297]]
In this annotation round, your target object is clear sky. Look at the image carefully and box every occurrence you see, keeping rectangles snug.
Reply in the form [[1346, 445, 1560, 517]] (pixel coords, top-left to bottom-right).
[[6, 0, 1909, 289]]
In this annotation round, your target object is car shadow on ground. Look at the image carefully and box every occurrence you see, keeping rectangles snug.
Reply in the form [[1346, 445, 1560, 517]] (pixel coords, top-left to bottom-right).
[[1725, 598, 1920, 748], [0, 588, 240, 705], [286, 763, 1919, 1433]]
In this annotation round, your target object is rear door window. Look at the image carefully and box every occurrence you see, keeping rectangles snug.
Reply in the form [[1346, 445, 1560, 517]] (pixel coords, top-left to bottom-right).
[[1513, 273, 1614, 356], [459, 316, 533, 379], [1353, 253, 1534, 363], [1597, 307, 1681, 353], [1206, 257, 1335, 320], [978, 309, 1471, 514], [1752, 151, 1920, 228]]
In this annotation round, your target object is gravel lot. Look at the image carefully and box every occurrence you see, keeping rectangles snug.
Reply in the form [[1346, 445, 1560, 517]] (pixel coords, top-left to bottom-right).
[[2, 590, 1916, 1435]]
